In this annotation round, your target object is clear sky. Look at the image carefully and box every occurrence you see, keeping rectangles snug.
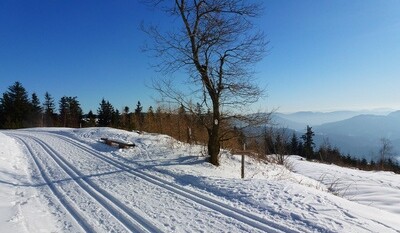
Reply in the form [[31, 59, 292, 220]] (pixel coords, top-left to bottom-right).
[[1, 0, 399, 113]]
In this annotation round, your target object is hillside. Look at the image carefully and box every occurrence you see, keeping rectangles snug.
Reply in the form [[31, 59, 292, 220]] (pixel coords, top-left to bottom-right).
[[314, 112, 400, 160], [315, 113, 400, 138], [275, 110, 392, 129], [271, 110, 400, 161], [0, 128, 399, 232]]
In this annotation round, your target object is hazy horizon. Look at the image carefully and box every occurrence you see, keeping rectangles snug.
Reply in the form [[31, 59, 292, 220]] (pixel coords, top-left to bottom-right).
[[277, 107, 397, 115]]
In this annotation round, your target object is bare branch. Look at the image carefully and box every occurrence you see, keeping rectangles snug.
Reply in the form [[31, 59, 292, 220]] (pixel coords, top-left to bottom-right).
[[142, 0, 269, 165]]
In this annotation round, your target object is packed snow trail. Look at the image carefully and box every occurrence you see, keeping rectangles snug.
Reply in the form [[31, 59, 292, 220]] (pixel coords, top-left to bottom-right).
[[5, 130, 298, 233], [11, 135, 94, 233], [10, 134, 161, 233], [2, 128, 400, 233], [43, 132, 301, 233]]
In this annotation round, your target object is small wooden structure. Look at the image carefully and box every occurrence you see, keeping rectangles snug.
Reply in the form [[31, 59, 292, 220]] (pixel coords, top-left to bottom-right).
[[232, 143, 258, 179], [100, 138, 135, 149]]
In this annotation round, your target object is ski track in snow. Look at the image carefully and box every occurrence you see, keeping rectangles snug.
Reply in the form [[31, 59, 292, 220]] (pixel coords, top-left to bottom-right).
[[6, 131, 299, 233], [33, 131, 299, 233], [10, 134, 93, 232], [2, 128, 400, 233], [10, 133, 161, 233], [65, 135, 303, 232]]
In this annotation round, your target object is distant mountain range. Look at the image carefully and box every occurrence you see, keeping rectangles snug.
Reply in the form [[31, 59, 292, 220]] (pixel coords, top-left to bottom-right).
[[270, 110, 400, 161], [272, 109, 393, 129]]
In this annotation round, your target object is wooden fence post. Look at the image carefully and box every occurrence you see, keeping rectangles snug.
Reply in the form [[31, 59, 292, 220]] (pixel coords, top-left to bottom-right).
[[241, 154, 244, 179], [241, 143, 246, 179]]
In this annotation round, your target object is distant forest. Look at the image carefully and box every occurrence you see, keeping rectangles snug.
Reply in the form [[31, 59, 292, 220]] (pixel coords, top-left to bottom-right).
[[1, 81, 399, 173]]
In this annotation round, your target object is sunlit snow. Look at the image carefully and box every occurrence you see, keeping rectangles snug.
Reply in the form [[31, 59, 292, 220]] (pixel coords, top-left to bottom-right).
[[0, 128, 399, 232]]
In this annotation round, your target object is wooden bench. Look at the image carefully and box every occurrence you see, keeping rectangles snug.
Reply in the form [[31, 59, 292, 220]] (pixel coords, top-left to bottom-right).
[[100, 138, 135, 149]]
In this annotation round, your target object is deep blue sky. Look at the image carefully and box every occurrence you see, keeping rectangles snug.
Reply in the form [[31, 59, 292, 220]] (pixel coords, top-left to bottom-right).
[[1, 0, 399, 113]]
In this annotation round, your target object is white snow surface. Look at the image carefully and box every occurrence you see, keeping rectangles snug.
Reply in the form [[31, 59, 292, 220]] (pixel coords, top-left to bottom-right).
[[0, 127, 399, 232]]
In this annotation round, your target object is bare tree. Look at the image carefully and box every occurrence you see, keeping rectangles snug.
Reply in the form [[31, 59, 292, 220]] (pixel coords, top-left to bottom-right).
[[142, 0, 267, 166], [379, 137, 393, 170]]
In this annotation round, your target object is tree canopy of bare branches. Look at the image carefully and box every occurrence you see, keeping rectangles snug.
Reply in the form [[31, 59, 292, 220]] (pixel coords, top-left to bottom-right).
[[142, 0, 267, 166]]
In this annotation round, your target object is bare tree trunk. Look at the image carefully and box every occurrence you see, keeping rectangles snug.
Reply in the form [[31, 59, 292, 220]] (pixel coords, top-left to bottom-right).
[[208, 112, 220, 166], [143, 0, 267, 166], [205, 85, 221, 165]]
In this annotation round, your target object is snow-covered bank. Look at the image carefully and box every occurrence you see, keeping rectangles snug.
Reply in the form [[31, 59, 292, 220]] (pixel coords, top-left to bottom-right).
[[1, 128, 399, 232], [0, 132, 60, 232]]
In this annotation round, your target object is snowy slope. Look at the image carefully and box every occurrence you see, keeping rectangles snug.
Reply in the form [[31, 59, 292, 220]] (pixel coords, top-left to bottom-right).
[[290, 156, 400, 215], [0, 128, 399, 232]]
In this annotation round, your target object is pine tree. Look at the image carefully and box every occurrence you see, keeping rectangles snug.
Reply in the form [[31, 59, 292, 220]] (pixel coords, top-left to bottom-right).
[[122, 106, 130, 130], [134, 101, 143, 130], [112, 109, 121, 128], [0, 82, 32, 128], [30, 93, 42, 127], [86, 110, 96, 127], [59, 96, 69, 127], [290, 133, 299, 155], [135, 101, 143, 114], [97, 98, 114, 127], [43, 92, 56, 127], [360, 158, 368, 169], [68, 97, 83, 128], [58, 96, 82, 128], [301, 125, 315, 160], [370, 159, 376, 169]]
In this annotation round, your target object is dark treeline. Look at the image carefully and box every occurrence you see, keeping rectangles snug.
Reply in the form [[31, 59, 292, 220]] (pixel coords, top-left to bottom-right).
[[0, 81, 240, 150], [1, 81, 399, 173], [0, 82, 83, 128]]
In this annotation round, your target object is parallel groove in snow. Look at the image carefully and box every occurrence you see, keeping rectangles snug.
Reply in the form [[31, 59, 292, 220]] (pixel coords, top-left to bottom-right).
[[5, 129, 400, 233], [53, 133, 300, 233], [28, 135, 163, 233], [11, 135, 94, 233]]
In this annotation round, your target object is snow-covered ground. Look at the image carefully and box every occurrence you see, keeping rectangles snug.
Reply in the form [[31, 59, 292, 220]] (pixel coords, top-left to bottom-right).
[[0, 127, 399, 232]]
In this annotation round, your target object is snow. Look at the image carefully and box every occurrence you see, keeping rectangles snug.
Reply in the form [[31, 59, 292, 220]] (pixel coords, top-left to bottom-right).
[[0, 127, 399, 232], [0, 130, 60, 232], [291, 156, 400, 215]]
